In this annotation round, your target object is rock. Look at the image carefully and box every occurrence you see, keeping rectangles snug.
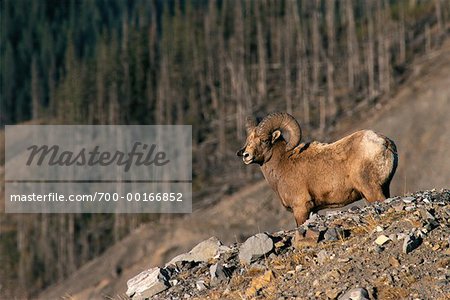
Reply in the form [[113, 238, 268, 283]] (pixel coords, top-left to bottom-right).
[[423, 219, 439, 232], [239, 233, 273, 264], [397, 233, 407, 240], [403, 234, 422, 254], [373, 245, 384, 253], [126, 267, 170, 299], [294, 227, 325, 248], [384, 197, 395, 204], [349, 206, 360, 212], [389, 256, 400, 268], [296, 227, 307, 237], [305, 228, 322, 243], [247, 263, 266, 274], [195, 280, 207, 291], [304, 213, 319, 226], [326, 288, 341, 299], [245, 270, 274, 297], [392, 202, 405, 212], [338, 287, 369, 300], [317, 250, 329, 265], [402, 196, 415, 203], [210, 263, 232, 285], [324, 227, 348, 242], [275, 241, 285, 248], [324, 269, 341, 281], [166, 237, 223, 266], [405, 205, 415, 212], [375, 235, 390, 246], [421, 208, 436, 220]]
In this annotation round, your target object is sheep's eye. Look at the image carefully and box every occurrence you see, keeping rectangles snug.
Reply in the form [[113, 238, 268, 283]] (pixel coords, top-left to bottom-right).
[[262, 140, 270, 145]]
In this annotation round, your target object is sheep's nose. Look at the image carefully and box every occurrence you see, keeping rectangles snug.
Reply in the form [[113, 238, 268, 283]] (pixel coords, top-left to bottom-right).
[[243, 152, 250, 158]]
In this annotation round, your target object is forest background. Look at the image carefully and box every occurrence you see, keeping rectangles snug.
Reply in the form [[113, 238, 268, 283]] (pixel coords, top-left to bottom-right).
[[1, 0, 449, 297]]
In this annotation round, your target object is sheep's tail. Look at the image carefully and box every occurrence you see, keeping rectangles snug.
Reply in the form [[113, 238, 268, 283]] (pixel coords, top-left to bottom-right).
[[383, 136, 397, 155], [380, 135, 398, 196]]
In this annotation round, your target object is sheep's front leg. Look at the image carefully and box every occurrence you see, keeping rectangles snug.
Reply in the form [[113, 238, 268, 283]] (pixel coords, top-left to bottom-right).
[[292, 199, 314, 227], [292, 200, 314, 244]]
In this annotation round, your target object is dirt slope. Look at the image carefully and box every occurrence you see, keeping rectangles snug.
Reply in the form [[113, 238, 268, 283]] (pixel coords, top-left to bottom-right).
[[38, 41, 450, 299]]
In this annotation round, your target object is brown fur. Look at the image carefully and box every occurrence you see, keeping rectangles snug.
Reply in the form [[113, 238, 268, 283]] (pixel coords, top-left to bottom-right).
[[238, 124, 398, 226]]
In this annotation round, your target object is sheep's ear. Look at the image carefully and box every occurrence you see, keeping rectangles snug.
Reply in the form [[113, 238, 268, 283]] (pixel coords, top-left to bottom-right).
[[271, 130, 282, 144]]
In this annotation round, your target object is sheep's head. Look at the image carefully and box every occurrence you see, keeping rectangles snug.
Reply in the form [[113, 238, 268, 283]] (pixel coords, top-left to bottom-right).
[[237, 112, 302, 165]]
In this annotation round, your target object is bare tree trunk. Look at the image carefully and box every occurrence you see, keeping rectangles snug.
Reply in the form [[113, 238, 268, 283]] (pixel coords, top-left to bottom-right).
[[149, 4, 157, 67], [39, 214, 51, 284], [67, 214, 76, 273], [96, 42, 106, 124], [205, 1, 219, 111], [217, 1, 228, 159], [31, 57, 41, 120], [205, 0, 226, 158], [269, 0, 282, 66], [155, 55, 168, 124], [284, 0, 293, 114], [366, 1, 376, 101], [109, 81, 120, 124], [435, 0, 443, 34], [48, 56, 56, 117], [345, 0, 360, 92], [398, 3, 406, 64], [376, 1, 386, 93], [293, 1, 310, 125], [58, 215, 66, 279], [326, 0, 337, 120], [383, 19, 392, 95], [230, 0, 249, 140], [17, 216, 30, 290], [379, 1, 392, 94], [377, 1, 392, 94], [121, 16, 131, 122], [312, 0, 323, 129], [255, 1, 267, 105], [146, 7, 157, 122], [425, 23, 431, 52]]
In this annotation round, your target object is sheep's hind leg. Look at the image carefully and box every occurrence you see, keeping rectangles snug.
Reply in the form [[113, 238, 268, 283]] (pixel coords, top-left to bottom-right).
[[360, 185, 386, 203], [356, 166, 386, 203]]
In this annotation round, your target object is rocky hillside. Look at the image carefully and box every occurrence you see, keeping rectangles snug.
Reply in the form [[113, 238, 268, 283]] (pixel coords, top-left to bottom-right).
[[126, 190, 450, 300], [37, 39, 450, 299]]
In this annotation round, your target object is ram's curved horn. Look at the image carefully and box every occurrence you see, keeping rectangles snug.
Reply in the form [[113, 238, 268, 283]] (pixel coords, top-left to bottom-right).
[[256, 112, 302, 150]]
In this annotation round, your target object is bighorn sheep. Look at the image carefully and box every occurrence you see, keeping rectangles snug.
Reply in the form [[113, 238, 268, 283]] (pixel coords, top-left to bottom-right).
[[237, 112, 398, 226]]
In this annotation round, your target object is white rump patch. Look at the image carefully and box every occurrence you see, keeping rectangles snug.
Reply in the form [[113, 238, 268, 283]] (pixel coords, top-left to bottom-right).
[[362, 130, 384, 157]]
